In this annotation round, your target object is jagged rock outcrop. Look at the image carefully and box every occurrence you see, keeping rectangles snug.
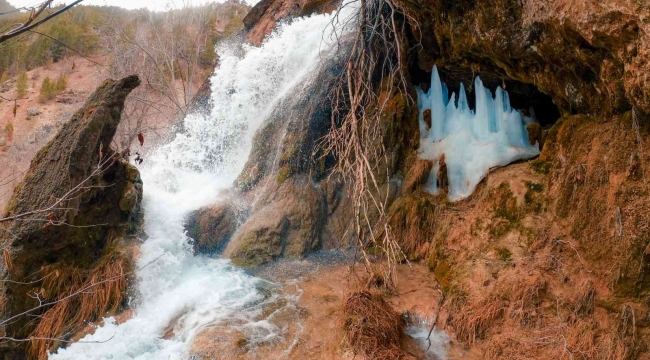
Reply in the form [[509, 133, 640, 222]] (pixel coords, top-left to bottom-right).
[[0, 75, 142, 359]]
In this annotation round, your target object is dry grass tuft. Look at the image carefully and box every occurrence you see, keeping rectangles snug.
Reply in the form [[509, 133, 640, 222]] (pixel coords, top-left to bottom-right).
[[341, 290, 409, 360], [447, 294, 506, 344], [484, 308, 636, 360], [572, 280, 595, 319], [364, 264, 394, 292], [510, 280, 546, 327], [27, 249, 132, 360], [563, 318, 632, 360]]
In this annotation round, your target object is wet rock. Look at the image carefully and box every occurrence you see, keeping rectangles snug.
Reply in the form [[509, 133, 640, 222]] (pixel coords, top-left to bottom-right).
[[403, 159, 434, 193], [423, 109, 432, 130], [243, 0, 340, 45], [225, 176, 327, 267], [119, 181, 139, 212], [186, 200, 244, 255], [0, 75, 142, 354], [527, 123, 543, 149], [437, 154, 448, 193]]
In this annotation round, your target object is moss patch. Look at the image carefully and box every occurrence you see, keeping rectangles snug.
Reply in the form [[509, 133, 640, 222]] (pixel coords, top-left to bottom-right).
[[494, 246, 513, 262], [276, 165, 292, 183], [488, 183, 522, 239], [530, 159, 551, 175], [524, 181, 545, 213], [428, 248, 454, 293]]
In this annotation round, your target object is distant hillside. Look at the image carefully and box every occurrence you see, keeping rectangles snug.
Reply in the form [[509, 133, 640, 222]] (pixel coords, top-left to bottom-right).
[[0, 0, 249, 79], [0, 0, 15, 13]]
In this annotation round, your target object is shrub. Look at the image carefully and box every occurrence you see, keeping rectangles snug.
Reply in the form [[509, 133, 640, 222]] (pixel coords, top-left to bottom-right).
[[16, 71, 28, 98], [5, 122, 14, 141], [39, 77, 53, 103], [39, 74, 67, 103], [54, 73, 67, 92]]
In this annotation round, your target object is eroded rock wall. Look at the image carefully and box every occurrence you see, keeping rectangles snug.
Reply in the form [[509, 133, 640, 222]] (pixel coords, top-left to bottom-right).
[[380, 0, 650, 356], [398, 0, 649, 117]]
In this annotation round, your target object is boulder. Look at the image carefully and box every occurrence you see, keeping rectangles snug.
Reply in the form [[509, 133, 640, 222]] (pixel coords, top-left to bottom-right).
[[26, 107, 41, 117], [224, 176, 327, 267], [186, 200, 244, 255]]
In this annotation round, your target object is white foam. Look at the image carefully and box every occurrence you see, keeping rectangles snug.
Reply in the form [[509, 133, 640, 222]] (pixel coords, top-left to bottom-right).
[[417, 66, 539, 200], [407, 324, 450, 360]]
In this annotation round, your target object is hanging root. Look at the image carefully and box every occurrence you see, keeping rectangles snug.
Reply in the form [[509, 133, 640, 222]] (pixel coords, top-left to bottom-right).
[[341, 290, 409, 360], [26, 246, 133, 360], [319, 0, 416, 286]]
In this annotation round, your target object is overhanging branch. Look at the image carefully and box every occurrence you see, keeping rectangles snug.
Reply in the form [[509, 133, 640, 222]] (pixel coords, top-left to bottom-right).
[[0, 0, 84, 44]]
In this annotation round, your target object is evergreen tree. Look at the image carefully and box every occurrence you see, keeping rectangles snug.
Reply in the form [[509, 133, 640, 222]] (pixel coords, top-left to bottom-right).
[[16, 71, 27, 98]]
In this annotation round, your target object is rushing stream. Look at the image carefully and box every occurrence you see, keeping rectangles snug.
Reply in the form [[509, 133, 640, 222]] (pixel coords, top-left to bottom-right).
[[50, 6, 355, 360]]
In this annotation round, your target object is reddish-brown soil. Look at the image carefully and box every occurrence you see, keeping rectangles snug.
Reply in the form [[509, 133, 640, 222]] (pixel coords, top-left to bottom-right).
[[0, 56, 106, 210]]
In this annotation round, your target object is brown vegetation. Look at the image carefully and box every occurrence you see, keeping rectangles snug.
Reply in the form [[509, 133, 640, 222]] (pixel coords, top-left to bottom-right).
[[27, 245, 132, 360], [341, 290, 410, 360]]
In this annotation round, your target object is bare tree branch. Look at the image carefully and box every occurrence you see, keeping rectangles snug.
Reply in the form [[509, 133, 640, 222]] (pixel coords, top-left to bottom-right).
[[0, 0, 84, 44]]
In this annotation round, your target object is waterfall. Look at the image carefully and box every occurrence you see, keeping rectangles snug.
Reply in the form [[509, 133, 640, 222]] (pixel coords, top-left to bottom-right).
[[49, 6, 356, 360], [417, 66, 540, 201]]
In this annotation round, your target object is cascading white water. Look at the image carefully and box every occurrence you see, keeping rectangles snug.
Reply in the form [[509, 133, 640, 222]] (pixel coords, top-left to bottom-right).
[[49, 7, 356, 360], [417, 66, 540, 200]]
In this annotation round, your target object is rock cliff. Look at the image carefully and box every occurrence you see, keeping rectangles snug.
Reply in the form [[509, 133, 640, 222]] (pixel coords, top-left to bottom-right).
[[202, 0, 650, 357]]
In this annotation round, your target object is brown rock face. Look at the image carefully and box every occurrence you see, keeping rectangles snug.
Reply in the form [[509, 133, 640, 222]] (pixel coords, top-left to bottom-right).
[[0, 76, 142, 358], [242, 0, 340, 44], [402, 159, 433, 193], [527, 122, 543, 149], [186, 200, 244, 254], [398, 0, 650, 118], [436, 154, 448, 192], [423, 108, 432, 130], [224, 175, 327, 266], [219, 55, 355, 267]]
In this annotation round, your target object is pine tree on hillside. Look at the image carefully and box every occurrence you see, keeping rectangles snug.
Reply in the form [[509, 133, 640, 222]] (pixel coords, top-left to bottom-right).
[[16, 71, 27, 98]]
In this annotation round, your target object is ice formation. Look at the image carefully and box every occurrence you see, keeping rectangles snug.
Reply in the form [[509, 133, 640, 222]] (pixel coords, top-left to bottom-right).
[[417, 66, 540, 200]]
